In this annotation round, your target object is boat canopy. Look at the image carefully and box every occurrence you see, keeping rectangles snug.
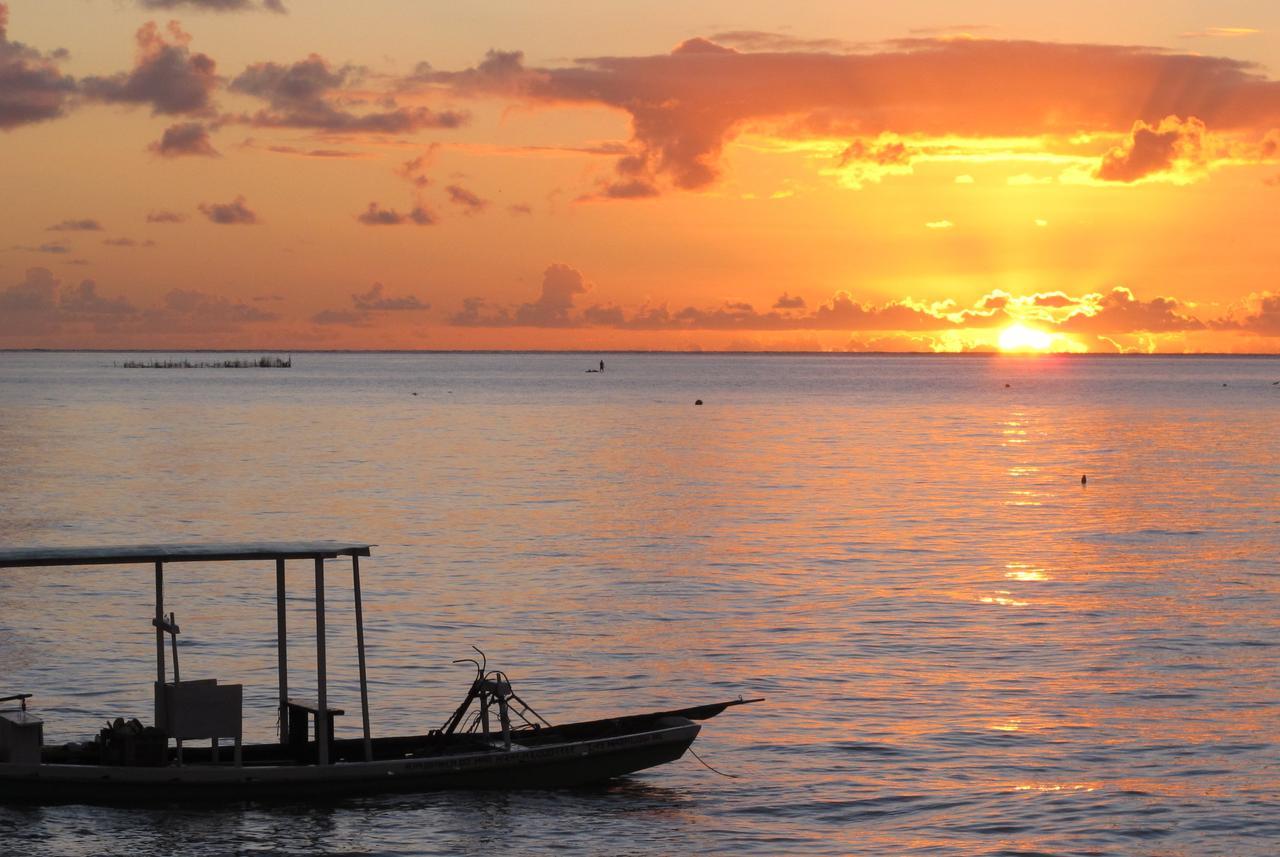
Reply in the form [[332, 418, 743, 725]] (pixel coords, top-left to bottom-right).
[[0, 541, 372, 568]]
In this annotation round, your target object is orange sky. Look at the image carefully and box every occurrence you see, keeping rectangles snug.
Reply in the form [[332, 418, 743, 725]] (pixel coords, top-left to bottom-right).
[[2, 0, 1280, 352]]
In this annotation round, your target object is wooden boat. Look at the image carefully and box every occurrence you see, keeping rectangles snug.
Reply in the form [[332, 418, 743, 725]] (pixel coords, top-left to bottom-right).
[[0, 542, 759, 803]]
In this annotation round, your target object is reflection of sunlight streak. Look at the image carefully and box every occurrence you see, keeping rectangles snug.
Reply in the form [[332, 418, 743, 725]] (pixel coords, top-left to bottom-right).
[[1014, 783, 1101, 792], [1005, 563, 1050, 581], [989, 719, 1022, 731], [979, 591, 1028, 607]]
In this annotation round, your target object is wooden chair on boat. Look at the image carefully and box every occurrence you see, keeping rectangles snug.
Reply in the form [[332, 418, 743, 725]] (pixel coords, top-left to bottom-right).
[[152, 613, 243, 766]]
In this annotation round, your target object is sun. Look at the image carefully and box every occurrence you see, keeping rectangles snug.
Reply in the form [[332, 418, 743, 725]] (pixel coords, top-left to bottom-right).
[[998, 323, 1054, 352]]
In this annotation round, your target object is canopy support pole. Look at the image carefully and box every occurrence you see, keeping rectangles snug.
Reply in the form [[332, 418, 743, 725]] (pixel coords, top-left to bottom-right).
[[154, 561, 165, 684], [275, 558, 289, 744], [314, 557, 329, 766], [353, 554, 372, 762]]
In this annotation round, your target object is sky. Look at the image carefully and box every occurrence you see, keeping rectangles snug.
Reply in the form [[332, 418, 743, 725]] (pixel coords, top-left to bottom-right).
[[2, 0, 1280, 352]]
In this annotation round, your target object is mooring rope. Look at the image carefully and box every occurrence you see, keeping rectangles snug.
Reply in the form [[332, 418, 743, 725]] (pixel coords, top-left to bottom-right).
[[688, 745, 740, 779]]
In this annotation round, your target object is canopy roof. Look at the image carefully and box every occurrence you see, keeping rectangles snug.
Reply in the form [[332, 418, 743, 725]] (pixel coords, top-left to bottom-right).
[[0, 541, 372, 568]]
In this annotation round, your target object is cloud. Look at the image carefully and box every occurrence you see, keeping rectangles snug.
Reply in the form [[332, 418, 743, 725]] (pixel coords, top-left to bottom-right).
[[141, 287, 277, 332], [579, 177, 660, 201], [312, 281, 429, 326], [0, 267, 135, 334], [355, 202, 435, 225], [1095, 115, 1206, 183], [81, 21, 218, 116], [445, 183, 489, 213], [450, 265, 962, 331], [103, 237, 156, 247], [1180, 27, 1261, 39], [773, 293, 806, 309], [47, 218, 103, 232], [351, 281, 427, 310], [1059, 286, 1205, 333], [0, 2, 77, 130], [705, 31, 858, 53], [138, 0, 286, 12], [264, 144, 360, 158], [146, 209, 187, 223], [925, 219, 954, 229], [1210, 292, 1280, 336], [198, 195, 258, 224], [13, 242, 70, 254], [508, 203, 533, 215], [451, 263, 589, 327], [423, 36, 1280, 195], [0, 267, 275, 340], [150, 121, 218, 157], [230, 54, 466, 132]]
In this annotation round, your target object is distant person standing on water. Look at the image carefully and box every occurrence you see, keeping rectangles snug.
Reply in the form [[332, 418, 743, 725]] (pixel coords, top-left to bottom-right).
[[600, 359, 605, 372]]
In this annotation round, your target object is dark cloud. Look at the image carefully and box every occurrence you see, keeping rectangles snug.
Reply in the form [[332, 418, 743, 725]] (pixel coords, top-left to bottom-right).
[[0, 2, 77, 130], [451, 263, 589, 327], [139, 288, 277, 332], [230, 54, 466, 132], [395, 149, 437, 187], [1095, 115, 1205, 182], [81, 22, 219, 116], [138, 0, 286, 12], [264, 144, 359, 157], [14, 242, 70, 254], [838, 138, 910, 167], [0, 266, 274, 340], [445, 183, 489, 213], [198, 195, 258, 224], [355, 202, 435, 226], [424, 37, 1280, 195], [1060, 287, 1204, 333], [580, 177, 660, 201], [47, 218, 103, 232], [146, 209, 187, 223], [0, 267, 135, 335], [351, 282, 427, 311], [103, 237, 156, 247], [773, 293, 806, 309], [150, 121, 219, 157], [1210, 294, 1280, 336], [450, 264, 957, 331]]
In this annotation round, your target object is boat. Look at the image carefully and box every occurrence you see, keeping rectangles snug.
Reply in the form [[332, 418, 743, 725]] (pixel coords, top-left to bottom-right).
[[0, 541, 760, 803]]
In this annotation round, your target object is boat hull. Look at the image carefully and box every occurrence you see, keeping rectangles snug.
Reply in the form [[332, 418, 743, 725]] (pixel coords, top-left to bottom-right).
[[0, 719, 700, 804]]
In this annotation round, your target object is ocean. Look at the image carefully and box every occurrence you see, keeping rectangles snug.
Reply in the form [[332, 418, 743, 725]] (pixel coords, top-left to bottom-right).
[[1, 352, 1277, 856]]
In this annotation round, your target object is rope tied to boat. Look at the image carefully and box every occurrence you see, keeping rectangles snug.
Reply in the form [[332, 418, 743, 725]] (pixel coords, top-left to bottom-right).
[[687, 745, 740, 778]]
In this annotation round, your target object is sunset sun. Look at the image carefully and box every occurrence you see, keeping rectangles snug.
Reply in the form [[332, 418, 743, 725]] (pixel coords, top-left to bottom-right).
[[998, 323, 1054, 353]]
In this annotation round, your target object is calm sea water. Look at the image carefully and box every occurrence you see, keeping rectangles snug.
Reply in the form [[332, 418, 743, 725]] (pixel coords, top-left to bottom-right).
[[0, 352, 1277, 856]]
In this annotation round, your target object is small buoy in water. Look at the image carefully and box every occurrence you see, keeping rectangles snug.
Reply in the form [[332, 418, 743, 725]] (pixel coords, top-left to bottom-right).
[[412, 392, 418, 396], [1081, 474, 1087, 485], [1223, 383, 1228, 387], [694, 399, 703, 406], [1004, 383, 1010, 388]]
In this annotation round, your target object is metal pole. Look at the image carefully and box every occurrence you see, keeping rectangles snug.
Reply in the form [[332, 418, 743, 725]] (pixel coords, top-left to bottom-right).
[[275, 558, 289, 744], [352, 554, 372, 762], [154, 561, 165, 684], [314, 557, 328, 766]]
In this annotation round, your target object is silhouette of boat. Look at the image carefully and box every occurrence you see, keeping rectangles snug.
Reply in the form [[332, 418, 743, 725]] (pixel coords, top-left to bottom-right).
[[0, 542, 759, 802]]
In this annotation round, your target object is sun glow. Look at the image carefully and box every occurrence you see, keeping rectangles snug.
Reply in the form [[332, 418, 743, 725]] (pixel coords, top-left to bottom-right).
[[998, 323, 1055, 352]]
